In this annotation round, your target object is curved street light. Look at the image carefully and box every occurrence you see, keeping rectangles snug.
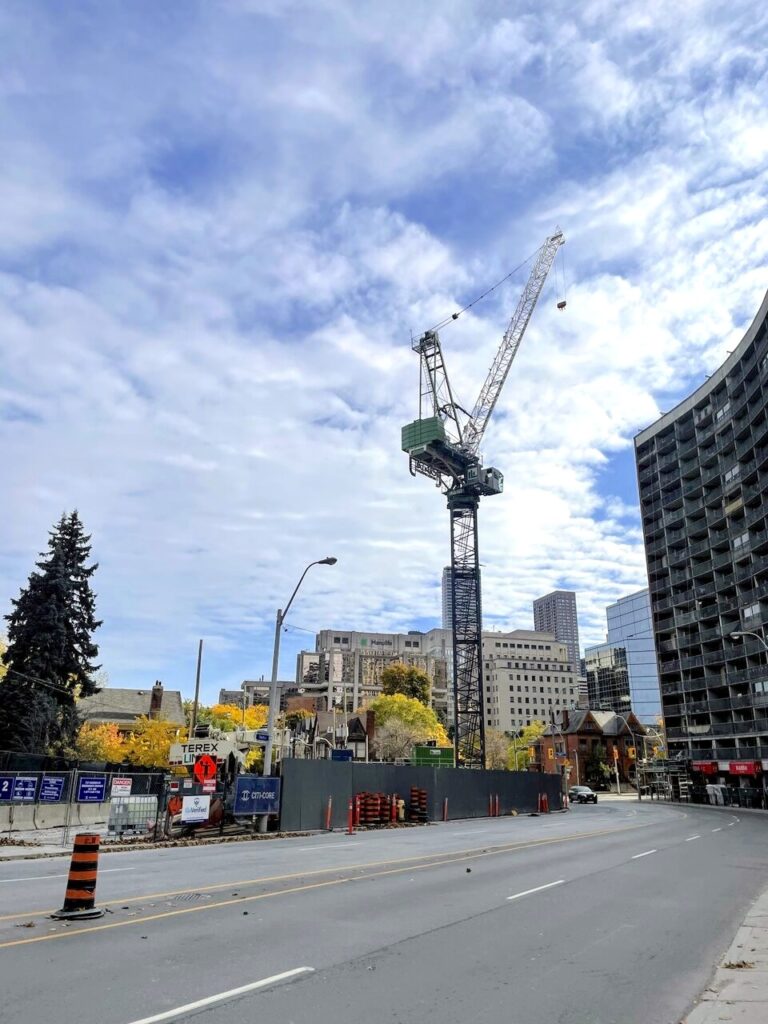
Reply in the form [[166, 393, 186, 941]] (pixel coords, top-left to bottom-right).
[[259, 557, 338, 833]]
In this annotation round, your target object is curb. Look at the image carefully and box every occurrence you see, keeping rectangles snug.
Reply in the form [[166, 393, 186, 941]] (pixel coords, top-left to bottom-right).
[[684, 885, 768, 1023]]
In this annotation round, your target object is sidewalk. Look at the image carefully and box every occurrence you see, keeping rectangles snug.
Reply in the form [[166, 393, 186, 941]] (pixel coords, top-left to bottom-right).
[[685, 885, 768, 1023]]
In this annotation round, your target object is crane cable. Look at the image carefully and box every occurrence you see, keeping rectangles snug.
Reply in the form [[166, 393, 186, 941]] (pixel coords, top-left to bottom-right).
[[426, 243, 542, 334]]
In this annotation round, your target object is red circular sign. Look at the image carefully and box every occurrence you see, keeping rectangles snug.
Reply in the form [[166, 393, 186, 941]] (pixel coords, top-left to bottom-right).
[[193, 754, 217, 783]]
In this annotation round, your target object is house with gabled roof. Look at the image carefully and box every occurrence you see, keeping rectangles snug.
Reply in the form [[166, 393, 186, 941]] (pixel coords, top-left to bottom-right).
[[533, 708, 647, 789], [77, 681, 186, 734]]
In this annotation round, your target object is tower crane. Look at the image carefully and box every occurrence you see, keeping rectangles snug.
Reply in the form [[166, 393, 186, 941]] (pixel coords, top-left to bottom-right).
[[401, 230, 565, 768]]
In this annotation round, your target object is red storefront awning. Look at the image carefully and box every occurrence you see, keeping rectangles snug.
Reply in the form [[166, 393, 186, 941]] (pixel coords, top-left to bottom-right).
[[728, 761, 762, 776], [692, 761, 718, 775]]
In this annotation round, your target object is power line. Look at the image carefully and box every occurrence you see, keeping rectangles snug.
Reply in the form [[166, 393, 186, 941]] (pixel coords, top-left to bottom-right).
[[2, 666, 75, 697]]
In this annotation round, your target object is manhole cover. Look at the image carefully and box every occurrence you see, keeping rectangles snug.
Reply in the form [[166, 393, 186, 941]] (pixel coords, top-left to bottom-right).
[[172, 893, 212, 903]]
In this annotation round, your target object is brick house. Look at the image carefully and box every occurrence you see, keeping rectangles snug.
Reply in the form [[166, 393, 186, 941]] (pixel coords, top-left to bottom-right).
[[534, 709, 647, 788]]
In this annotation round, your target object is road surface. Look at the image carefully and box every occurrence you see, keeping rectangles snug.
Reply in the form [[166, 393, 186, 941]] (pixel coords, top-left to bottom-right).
[[1, 800, 767, 1024]]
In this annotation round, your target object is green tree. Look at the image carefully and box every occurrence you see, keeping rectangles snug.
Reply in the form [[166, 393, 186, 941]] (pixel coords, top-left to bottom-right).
[[1, 512, 101, 751], [508, 720, 547, 770], [380, 662, 431, 705], [586, 743, 612, 788]]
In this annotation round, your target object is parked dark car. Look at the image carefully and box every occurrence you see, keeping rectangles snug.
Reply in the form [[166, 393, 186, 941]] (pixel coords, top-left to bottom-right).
[[569, 785, 598, 804]]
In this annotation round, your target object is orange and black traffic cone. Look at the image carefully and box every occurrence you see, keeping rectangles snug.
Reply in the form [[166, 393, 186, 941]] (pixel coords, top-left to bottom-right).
[[51, 833, 105, 920]]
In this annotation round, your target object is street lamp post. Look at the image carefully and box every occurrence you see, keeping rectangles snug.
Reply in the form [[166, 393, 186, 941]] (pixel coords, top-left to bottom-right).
[[728, 629, 768, 660], [612, 712, 642, 802], [259, 556, 337, 834], [728, 631, 768, 785]]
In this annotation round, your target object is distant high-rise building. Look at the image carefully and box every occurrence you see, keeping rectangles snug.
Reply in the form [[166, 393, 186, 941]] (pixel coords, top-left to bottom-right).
[[583, 589, 661, 721], [441, 566, 453, 630], [533, 590, 581, 674]]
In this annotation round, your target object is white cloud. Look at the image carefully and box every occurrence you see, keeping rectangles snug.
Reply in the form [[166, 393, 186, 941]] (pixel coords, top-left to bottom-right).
[[1, 1, 767, 700]]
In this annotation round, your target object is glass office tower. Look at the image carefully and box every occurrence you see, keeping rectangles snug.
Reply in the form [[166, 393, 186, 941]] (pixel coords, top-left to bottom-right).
[[635, 289, 768, 788], [584, 589, 661, 721]]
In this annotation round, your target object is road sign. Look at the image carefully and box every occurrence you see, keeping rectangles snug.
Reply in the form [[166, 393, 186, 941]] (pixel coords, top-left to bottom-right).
[[169, 740, 240, 766], [193, 754, 217, 783], [12, 776, 37, 802], [233, 775, 281, 815], [77, 775, 107, 803], [39, 776, 66, 803], [255, 731, 270, 743], [181, 795, 210, 823], [111, 777, 133, 796], [202, 779, 217, 793], [0, 775, 14, 802], [331, 749, 353, 762], [412, 745, 454, 767]]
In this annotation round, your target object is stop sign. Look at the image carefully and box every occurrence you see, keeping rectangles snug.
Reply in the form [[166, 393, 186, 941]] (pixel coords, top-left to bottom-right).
[[193, 753, 217, 783]]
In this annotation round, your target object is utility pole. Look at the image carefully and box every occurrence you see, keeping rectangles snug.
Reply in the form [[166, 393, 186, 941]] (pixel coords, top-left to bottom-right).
[[190, 639, 203, 735]]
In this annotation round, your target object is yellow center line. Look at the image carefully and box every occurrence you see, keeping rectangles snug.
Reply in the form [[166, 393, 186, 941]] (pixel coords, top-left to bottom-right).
[[0, 823, 644, 923], [0, 822, 652, 949]]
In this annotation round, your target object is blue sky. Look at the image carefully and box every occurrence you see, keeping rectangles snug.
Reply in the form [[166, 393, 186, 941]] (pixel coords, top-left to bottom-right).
[[2, 1, 768, 704]]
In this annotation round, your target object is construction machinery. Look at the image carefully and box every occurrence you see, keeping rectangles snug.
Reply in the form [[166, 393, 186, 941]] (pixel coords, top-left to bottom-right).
[[402, 230, 565, 767]]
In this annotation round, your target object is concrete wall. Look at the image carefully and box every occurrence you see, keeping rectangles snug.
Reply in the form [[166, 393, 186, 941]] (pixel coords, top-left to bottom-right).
[[279, 760, 561, 831], [0, 801, 109, 831]]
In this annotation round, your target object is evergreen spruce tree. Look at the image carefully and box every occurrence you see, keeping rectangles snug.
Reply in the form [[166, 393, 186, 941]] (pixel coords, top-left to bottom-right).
[[0, 511, 101, 751]]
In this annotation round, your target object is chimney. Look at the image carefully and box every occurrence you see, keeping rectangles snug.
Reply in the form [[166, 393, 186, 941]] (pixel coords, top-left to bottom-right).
[[149, 681, 163, 719], [365, 709, 375, 744], [562, 708, 569, 730]]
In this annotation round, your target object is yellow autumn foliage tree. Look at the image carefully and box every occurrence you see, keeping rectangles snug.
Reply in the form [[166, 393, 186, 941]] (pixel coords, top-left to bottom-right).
[[75, 722, 127, 762], [123, 716, 186, 768], [363, 694, 450, 747], [207, 703, 268, 731]]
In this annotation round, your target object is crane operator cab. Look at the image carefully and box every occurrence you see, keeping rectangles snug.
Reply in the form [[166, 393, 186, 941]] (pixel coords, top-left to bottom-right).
[[466, 463, 504, 496]]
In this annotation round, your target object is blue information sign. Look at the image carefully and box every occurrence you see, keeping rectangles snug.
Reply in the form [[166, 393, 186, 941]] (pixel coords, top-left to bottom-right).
[[0, 775, 15, 802], [233, 775, 281, 815], [255, 731, 270, 743], [77, 775, 107, 803], [12, 776, 37, 802], [39, 776, 66, 803], [331, 749, 353, 761]]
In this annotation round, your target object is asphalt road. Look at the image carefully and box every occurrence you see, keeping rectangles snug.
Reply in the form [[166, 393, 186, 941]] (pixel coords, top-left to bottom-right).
[[1, 800, 767, 1024]]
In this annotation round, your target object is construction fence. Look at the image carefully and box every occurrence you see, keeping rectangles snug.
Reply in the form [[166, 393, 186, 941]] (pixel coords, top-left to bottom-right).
[[0, 767, 166, 843], [278, 759, 562, 831]]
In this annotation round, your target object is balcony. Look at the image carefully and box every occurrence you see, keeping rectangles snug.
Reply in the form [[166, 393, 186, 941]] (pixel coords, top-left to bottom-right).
[[691, 560, 713, 579], [727, 666, 768, 686]]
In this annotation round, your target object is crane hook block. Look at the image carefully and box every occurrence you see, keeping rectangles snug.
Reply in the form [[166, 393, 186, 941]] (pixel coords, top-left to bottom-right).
[[451, 312, 459, 320], [557, 300, 567, 310]]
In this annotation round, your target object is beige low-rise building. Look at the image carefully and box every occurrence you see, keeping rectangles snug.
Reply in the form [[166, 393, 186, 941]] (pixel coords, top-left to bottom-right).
[[483, 629, 580, 733], [297, 629, 449, 718]]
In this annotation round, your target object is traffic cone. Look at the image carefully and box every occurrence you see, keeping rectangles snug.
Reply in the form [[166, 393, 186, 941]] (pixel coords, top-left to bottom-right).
[[51, 833, 105, 920]]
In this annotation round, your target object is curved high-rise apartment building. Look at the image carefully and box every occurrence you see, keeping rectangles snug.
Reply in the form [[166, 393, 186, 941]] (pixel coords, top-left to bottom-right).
[[635, 289, 768, 790]]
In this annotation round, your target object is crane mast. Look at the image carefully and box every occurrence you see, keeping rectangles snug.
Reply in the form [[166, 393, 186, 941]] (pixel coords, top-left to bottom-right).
[[402, 231, 565, 768]]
